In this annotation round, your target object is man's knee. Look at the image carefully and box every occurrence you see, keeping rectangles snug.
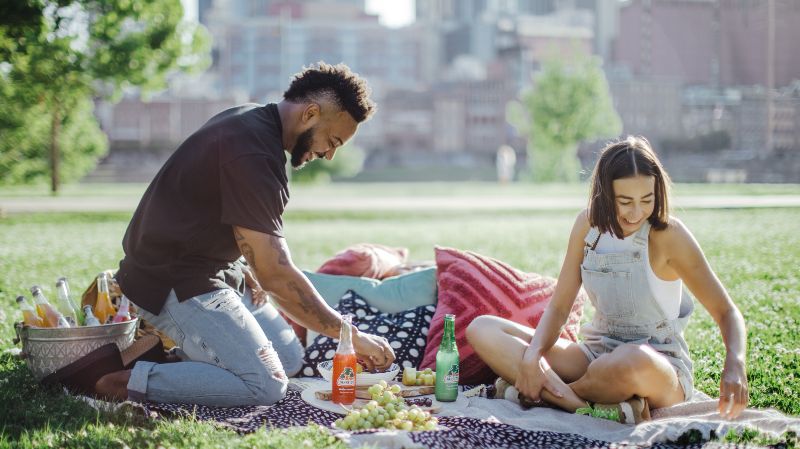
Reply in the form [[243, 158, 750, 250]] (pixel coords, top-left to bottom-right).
[[280, 342, 304, 378], [247, 343, 290, 404], [249, 375, 289, 405]]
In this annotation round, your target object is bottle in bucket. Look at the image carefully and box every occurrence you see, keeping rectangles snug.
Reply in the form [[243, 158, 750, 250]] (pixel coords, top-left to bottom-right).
[[30, 286, 71, 328], [17, 295, 45, 327], [82, 305, 102, 326], [55, 277, 79, 326], [94, 273, 116, 325], [112, 296, 132, 323], [435, 314, 459, 402], [332, 314, 357, 405]]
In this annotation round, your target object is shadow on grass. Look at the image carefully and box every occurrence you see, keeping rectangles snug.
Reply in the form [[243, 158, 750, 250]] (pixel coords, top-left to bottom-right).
[[0, 354, 157, 441]]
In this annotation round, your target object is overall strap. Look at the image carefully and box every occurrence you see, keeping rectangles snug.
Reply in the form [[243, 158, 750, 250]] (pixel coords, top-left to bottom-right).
[[632, 221, 652, 248], [584, 227, 602, 250]]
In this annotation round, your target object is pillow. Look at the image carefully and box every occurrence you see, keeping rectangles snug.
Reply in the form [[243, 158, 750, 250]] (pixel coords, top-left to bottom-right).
[[317, 243, 408, 279], [303, 266, 437, 313], [299, 290, 436, 377], [420, 247, 586, 385]]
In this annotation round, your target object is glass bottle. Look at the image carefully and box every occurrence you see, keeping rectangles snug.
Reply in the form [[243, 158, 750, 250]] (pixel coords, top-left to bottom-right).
[[82, 305, 102, 326], [94, 273, 116, 325], [331, 314, 357, 405], [17, 295, 45, 327], [435, 314, 460, 402], [55, 277, 79, 326], [30, 286, 70, 328], [112, 296, 132, 323]]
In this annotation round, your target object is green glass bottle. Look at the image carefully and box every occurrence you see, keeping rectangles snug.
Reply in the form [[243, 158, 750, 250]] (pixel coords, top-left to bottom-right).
[[435, 314, 460, 402]]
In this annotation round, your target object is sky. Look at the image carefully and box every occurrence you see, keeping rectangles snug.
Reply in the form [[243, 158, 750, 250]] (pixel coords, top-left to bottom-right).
[[365, 0, 415, 28], [181, 1, 414, 28]]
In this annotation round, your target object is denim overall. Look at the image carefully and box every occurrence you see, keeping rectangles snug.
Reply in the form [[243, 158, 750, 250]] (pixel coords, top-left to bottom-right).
[[578, 221, 694, 401]]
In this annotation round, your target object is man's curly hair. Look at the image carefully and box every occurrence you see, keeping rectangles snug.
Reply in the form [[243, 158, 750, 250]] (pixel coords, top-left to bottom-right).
[[283, 62, 376, 123]]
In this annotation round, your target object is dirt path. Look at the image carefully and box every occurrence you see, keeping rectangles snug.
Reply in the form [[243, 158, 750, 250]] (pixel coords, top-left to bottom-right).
[[2, 195, 800, 214]]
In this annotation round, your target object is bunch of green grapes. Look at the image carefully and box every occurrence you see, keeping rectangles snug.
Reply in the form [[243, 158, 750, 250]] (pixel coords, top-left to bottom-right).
[[333, 380, 438, 431]]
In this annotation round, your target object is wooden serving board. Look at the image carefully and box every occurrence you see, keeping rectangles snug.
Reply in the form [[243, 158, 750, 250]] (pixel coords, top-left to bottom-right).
[[303, 385, 442, 415], [314, 382, 435, 401]]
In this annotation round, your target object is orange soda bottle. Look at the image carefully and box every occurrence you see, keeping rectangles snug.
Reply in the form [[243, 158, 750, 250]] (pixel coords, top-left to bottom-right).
[[331, 314, 357, 405], [17, 295, 45, 327], [30, 286, 70, 328], [94, 273, 116, 325]]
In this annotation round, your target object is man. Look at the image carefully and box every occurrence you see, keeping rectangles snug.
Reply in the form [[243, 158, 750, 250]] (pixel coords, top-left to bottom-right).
[[90, 62, 394, 405]]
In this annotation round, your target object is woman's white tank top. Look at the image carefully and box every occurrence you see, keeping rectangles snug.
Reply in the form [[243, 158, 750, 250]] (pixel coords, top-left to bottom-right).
[[594, 231, 681, 319]]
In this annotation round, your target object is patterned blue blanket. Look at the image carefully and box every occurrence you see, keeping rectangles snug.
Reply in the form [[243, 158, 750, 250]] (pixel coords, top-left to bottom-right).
[[142, 389, 750, 449]]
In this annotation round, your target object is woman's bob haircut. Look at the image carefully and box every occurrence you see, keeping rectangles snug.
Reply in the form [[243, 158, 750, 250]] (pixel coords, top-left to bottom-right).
[[588, 136, 672, 239]]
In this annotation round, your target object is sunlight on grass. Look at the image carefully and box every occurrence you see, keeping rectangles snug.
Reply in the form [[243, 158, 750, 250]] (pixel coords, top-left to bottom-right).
[[1, 206, 798, 448]]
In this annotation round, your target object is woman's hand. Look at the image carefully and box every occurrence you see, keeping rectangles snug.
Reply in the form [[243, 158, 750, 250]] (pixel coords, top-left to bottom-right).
[[515, 356, 563, 401], [718, 356, 748, 420], [352, 330, 395, 372]]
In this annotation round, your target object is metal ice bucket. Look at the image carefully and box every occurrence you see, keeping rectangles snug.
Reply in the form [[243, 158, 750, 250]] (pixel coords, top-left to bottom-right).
[[14, 319, 138, 381]]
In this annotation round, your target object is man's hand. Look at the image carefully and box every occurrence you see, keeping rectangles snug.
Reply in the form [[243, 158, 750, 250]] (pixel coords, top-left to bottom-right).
[[352, 330, 395, 372], [250, 286, 269, 307], [242, 264, 269, 307]]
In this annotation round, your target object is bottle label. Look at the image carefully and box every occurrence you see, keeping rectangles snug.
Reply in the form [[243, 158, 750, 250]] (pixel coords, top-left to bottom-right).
[[337, 367, 356, 387], [444, 363, 459, 385]]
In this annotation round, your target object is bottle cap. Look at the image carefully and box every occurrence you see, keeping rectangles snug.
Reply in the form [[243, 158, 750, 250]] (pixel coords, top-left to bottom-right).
[[29, 285, 41, 295], [56, 279, 65, 287], [16, 295, 25, 303]]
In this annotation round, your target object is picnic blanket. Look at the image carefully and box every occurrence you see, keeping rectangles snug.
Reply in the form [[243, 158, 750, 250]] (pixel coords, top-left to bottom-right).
[[131, 378, 800, 448]]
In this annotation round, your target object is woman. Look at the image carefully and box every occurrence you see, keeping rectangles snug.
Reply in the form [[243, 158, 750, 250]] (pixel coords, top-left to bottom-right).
[[467, 136, 748, 423]]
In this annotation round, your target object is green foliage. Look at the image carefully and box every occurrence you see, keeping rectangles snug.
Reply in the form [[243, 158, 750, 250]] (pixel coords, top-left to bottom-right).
[[0, 0, 211, 192], [290, 144, 366, 184], [0, 96, 107, 185], [508, 53, 621, 182]]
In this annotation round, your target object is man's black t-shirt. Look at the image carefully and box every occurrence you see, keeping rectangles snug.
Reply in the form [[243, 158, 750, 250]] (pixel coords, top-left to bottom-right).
[[117, 104, 288, 315]]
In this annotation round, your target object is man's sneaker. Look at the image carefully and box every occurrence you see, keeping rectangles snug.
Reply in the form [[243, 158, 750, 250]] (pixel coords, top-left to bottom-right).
[[576, 396, 651, 424], [492, 377, 542, 409], [41, 343, 123, 396]]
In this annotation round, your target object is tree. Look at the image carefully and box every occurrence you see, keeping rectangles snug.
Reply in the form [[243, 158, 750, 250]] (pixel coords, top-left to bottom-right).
[[508, 54, 622, 182], [0, 0, 210, 193], [0, 95, 106, 186]]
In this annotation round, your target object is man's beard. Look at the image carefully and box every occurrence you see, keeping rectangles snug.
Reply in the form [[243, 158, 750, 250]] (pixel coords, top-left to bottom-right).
[[290, 127, 315, 168]]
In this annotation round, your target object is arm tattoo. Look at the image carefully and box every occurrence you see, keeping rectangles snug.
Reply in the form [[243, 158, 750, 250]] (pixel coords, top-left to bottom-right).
[[240, 243, 256, 270], [269, 237, 290, 266], [288, 281, 339, 333]]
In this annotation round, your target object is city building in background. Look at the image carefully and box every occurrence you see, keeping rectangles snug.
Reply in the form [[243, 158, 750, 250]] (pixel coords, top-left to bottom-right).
[[92, 0, 800, 183]]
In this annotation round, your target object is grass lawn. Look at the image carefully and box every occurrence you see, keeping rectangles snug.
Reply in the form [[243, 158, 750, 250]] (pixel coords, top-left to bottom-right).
[[0, 184, 798, 448]]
